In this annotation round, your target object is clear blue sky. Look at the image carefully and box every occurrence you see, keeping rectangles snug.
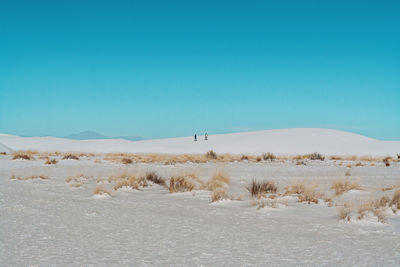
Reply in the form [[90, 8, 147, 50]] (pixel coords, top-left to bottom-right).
[[0, 0, 399, 140]]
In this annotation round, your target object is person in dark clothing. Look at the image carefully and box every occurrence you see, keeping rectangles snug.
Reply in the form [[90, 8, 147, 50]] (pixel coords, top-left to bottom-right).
[[205, 132, 208, 141], [194, 134, 197, 141]]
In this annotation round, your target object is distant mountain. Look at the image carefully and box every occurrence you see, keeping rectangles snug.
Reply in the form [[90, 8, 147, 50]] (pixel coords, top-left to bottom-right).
[[66, 131, 108, 140], [65, 131, 144, 141]]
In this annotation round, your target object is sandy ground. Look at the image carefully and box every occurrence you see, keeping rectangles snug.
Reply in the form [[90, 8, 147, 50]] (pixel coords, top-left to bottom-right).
[[1, 155, 400, 266]]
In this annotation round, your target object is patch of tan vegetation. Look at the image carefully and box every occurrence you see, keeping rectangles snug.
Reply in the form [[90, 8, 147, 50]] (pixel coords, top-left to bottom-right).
[[338, 203, 352, 222], [146, 171, 166, 186], [93, 186, 111, 196], [45, 159, 57, 165], [262, 152, 276, 161], [120, 158, 133, 164], [331, 179, 361, 196], [109, 173, 148, 190], [12, 152, 32, 160], [285, 181, 323, 204], [206, 172, 231, 202], [66, 174, 89, 187], [62, 153, 79, 160], [357, 196, 389, 223], [205, 150, 218, 160], [169, 175, 196, 193], [390, 190, 400, 210], [383, 157, 391, 167], [11, 174, 48, 180], [247, 179, 277, 198]]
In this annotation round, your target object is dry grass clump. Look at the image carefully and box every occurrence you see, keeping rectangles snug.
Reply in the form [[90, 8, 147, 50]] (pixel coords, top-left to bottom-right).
[[121, 158, 133, 164], [262, 152, 276, 161], [307, 152, 325, 161], [0, 152, 7, 155], [12, 152, 32, 160], [206, 172, 231, 202], [62, 153, 79, 160], [45, 159, 57, 165], [11, 174, 49, 180], [211, 187, 229, 202], [390, 190, 400, 210], [247, 179, 277, 198], [383, 157, 391, 167], [331, 179, 361, 196], [358, 197, 388, 223], [65, 174, 89, 187], [205, 150, 218, 160], [146, 171, 166, 186], [285, 181, 323, 204], [240, 155, 249, 161], [169, 175, 196, 193], [296, 160, 306, 165], [330, 156, 343, 160], [355, 162, 363, 167], [110, 173, 148, 190], [338, 203, 352, 222], [93, 185, 111, 196]]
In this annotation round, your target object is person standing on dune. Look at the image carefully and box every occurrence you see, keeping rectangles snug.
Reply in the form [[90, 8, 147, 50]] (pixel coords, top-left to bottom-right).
[[194, 134, 197, 141]]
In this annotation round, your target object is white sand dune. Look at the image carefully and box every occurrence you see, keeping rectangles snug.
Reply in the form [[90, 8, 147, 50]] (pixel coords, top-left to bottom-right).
[[0, 143, 13, 154], [0, 128, 399, 156]]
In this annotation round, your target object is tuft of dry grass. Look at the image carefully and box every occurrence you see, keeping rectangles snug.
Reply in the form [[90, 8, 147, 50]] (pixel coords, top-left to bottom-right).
[[390, 190, 400, 210], [12, 152, 32, 160], [111, 173, 148, 190], [93, 185, 111, 196], [308, 152, 325, 161], [121, 158, 133, 164], [296, 160, 306, 165], [62, 153, 79, 160], [338, 203, 352, 222], [169, 175, 195, 193], [65, 174, 89, 187], [358, 198, 388, 223], [285, 181, 323, 204], [45, 159, 57, 165], [247, 179, 277, 198], [205, 150, 218, 160], [211, 187, 228, 202], [146, 171, 166, 186], [383, 157, 391, 167], [331, 179, 361, 196], [11, 174, 48, 180], [262, 152, 276, 162]]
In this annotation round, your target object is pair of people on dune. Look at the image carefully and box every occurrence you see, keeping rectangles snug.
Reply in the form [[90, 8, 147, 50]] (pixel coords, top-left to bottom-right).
[[194, 133, 208, 142]]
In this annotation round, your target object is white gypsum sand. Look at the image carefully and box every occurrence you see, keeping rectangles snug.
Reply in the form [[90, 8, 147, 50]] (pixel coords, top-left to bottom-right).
[[1, 128, 400, 156]]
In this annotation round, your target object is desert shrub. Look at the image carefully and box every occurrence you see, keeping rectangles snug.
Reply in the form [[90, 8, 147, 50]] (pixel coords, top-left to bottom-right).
[[146, 171, 166, 186], [383, 157, 391, 167], [390, 190, 400, 210], [247, 179, 277, 198], [240, 155, 249, 161], [121, 158, 133, 164], [330, 156, 343, 160], [358, 199, 387, 223], [308, 152, 325, 161], [62, 154, 79, 160], [296, 160, 306, 165], [12, 153, 32, 160], [207, 172, 231, 190], [0, 152, 7, 155], [338, 204, 352, 222], [66, 174, 89, 187], [256, 156, 261, 162], [285, 181, 323, 204], [211, 187, 228, 202], [331, 179, 361, 196], [355, 162, 363, 167], [169, 175, 195, 193], [111, 173, 148, 190], [45, 159, 57, 165], [93, 186, 111, 196], [262, 152, 276, 162], [345, 170, 351, 176], [11, 175, 48, 180], [205, 150, 218, 160]]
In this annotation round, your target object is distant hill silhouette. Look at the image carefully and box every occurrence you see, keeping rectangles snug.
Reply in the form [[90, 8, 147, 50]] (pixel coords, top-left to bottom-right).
[[65, 131, 144, 141]]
